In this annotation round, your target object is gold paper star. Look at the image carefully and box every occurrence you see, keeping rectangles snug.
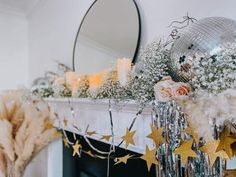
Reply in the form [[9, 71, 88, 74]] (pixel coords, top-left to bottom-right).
[[115, 154, 133, 165], [63, 118, 68, 126], [121, 128, 136, 148], [53, 130, 62, 138], [147, 125, 165, 147], [44, 120, 54, 129], [216, 128, 236, 158], [100, 135, 112, 142], [63, 137, 70, 148], [86, 131, 97, 136], [72, 124, 81, 132], [174, 140, 197, 167], [200, 140, 229, 167], [85, 151, 95, 158], [72, 140, 81, 156], [184, 127, 200, 145], [140, 146, 158, 171]]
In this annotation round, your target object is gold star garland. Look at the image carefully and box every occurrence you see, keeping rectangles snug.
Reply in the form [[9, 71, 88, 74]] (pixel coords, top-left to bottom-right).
[[44, 120, 54, 129], [216, 127, 236, 158], [200, 140, 229, 167], [63, 137, 70, 148], [115, 154, 133, 165], [61, 120, 236, 171], [86, 130, 97, 136], [63, 118, 68, 127], [100, 135, 112, 142], [84, 151, 95, 158], [141, 146, 158, 171], [121, 128, 136, 148], [72, 140, 81, 156], [174, 140, 197, 167], [147, 125, 165, 147]]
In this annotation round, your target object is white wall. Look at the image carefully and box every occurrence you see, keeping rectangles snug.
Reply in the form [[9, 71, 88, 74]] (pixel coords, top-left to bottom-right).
[[28, 0, 94, 83], [0, 12, 28, 90], [137, 0, 236, 44]]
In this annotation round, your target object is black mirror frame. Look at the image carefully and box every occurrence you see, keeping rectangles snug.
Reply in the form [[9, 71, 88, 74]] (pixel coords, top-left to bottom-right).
[[72, 0, 142, 71]]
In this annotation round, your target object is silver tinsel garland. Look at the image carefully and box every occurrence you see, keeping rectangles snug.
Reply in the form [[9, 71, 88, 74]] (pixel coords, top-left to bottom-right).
[[153, 101, 221, 177]]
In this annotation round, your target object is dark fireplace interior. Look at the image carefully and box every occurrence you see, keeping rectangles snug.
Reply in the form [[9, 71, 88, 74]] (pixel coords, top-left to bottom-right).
[[63, 131, 156, 177]]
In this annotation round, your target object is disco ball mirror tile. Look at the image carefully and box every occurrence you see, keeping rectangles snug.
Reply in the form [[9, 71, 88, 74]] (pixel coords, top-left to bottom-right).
[[170, 17, 236, 81]]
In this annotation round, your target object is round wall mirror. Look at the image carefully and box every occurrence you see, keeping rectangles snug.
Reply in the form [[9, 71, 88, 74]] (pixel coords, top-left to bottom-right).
[[72, 0, 141, 74]]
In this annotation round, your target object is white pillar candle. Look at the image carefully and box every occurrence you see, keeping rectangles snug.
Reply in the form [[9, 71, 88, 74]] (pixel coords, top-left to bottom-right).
[[88, 72, 104, 94], [65, 72, 81, 97], [88, 70, 110, 95], [117, 58, 132, 86]]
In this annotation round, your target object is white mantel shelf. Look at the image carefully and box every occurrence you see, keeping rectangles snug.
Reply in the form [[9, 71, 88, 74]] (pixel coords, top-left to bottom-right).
[[46, 98, 155, 154]]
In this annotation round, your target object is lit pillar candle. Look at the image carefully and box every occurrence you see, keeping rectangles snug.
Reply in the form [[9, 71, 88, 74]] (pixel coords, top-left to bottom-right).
[[88, 72, 104, 94], [117, 58, 132, 86], [65, 72, 81, 97]]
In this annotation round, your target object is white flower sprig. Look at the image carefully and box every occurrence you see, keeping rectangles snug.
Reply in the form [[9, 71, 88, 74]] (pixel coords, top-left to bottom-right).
[[191, 44, 236, 94]]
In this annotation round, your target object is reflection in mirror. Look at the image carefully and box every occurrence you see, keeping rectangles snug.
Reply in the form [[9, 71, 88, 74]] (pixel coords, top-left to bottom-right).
[[73, 0, 140, 74]]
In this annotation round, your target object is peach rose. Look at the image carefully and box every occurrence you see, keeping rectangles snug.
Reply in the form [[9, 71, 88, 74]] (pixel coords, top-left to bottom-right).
[[160, 87, 173, 99], [154, 76, 192, 102], [174, 83, 191, 97], [154, 77, 175, 102], [155, 86, 174, 102]]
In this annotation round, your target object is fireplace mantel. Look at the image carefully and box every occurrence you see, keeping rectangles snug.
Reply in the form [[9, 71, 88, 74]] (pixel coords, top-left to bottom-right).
[[27, 98, 236, 177], [47, 98, 155, 154]]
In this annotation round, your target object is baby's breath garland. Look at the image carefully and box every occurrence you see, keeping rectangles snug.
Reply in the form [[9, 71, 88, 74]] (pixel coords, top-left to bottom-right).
[[190, 45, 236, 94], [130, 40, 170, 104], [32, 40, 236, 104], [33, 40, 170, 105], [32, 87, 55, 98]]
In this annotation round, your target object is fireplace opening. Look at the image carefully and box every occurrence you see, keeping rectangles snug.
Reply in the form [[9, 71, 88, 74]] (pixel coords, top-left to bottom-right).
[[63, 131, 156, 177]]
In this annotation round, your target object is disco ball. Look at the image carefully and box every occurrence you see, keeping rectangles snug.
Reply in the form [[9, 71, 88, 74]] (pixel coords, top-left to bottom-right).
[[170, 17, 236, 81]]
